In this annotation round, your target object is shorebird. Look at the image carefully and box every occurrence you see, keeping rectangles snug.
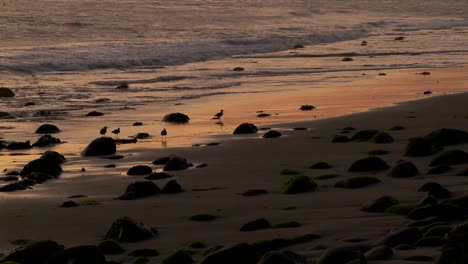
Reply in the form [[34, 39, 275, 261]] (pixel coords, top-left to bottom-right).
[[213, 109, 224, 120], [111, 128, 120, 140], [99, 126, 108, 137], [161, 128, 167, 142]]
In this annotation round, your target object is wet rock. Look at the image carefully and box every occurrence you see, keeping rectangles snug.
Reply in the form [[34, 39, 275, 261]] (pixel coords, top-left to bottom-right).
[[162, 249, 194, 264], [41, 151, 67, 164], [6, 141, 32, 150], [424, 91, 432, 95], [257, 113, 271, 118], [128, 248, 159, 257], [114, 138, 137, 144], [32, 134, 61, 147], [104, 164, 116, 168], [394, 36, 405, 41], [300, 105, 315, 111], [60, 200, 78, 208], [0, 180, 35, 192], [348, 156, 390, 172], [233, 67, 245, 71], [428, 164, 453, 175], [408, 203, 465, 221], [145, 172, 173, 180], [0, 176, 18, 181], [85, 111, 104, 117], [161, 180, 183, 194], [438, 221, 468, 264], [127, 165, 153, 176], [263, 130, 282, 138], [429, 150, 468, 167], [258, 251, 305, 264], [0, 111, 13, 119], [317, 246, 366, 264], [21, 158, 62, 178], [405, 137, 442, 157], [351, 129, 379, 141], [371, 131, 394, 143], [163, 156, 193, 171], [117, 181, 160, 200], [233, 123, 258, 134], [377, 227, 423, 247], [200, 243, 258, 264], [342, 57, 354, 62], [98, 240, 125, 255], [162, 112, 190, 123], [293, 44, 305, 49], [361, 195, 399, 213], [95, 98, 110, 103], [46, 245, 106, 264], [82, 137, 116, 156], [388, 161, 418, 178], [0, 240, 64, 264], [196, 163, 208, 168], [152, 156, 171, 165], [133, 122, 143, 126], [364, 246, 393, 260], [24, 172, 55, 183], [425, 128, 468, 146], [419, 196, 438, 206], [116, 83, 129, 89], [332, 135, 351, 143], [282, 175, 317, 194], [240, 218, 271, 232], [105, 217, 157, 242], [133, 133, 150, 139], [424, 225, 452, 237], [416, 236, 445, 247], [0, 87, 14, 98], [35, 124, 60, 134], [406, 217, 441, 227]]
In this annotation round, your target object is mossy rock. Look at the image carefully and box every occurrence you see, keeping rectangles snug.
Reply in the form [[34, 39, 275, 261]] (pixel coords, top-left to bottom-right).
[[280, 168, 300, 175], [424, 128, 468, 146], [427, 164, 453, 175], [389, 125, 405, 131], [162, 180, 183, 194], [162, 250, 194, 264], [189, 241, 206, 249], [98, 240, 125, 255], [105, 217, 157, 242], [332, 135, 351, 143], [273, 221, 302, 229], [127, 165, 153, 176], [388, 161, 418, 178], [309, 162, 332, 169], [241, 189, 268, 196], [385, 204, 416, 215], [282, 176, 317, 194], [240, 218, 271, 232], [351, 129, 380, 141], [312, 174, 340, 180], [188, 214, 217, 222], [348, 157, 389, 172], [405, 137, 442, 157], [368, 149, 390, 156], [429, 150, 468, 167], [371, 131, 394, 144], [335, 176, 380, 189], [361, 196, 399, 213], [132, 256, 149, 264]]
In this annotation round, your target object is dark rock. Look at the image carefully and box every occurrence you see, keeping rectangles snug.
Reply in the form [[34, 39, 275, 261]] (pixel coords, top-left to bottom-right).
[[361, 195, 399, 213], [309, 162, 332, 169], [161, 180, 183, 194], [152, 156, 171, 165], [438, 221, 468, 264], [98, 240, 125, 255], [102, 154, 124, 160], [300, 105, 315, 111], [0, 179, 35, 192], [0, 176, 18, 181], [424, 91, 432, 95], [335, 176, 380, 189], [95, 98, 110, 103], [405, 137, 442, 157], [403, 256, 433, 261], [389, 161, 418, 178], [118, 181, 160, 200], [457, 167, 468, 176], [133, 133, 150, 139], [394, 244, 416, 250], [200, 243, 258, 264], [241, 189, 268, 196], [332, 135, 351, 143], [32, 134, 61, 147], [0, 111, 13, 119], [116, 83, 129, 89], [408, 203, 466, 221], [419, 196, 438, 206], [128, 248, 159, 257], [35, 124, 60, 134], [24, 172, 55, 183], [0, 240, 64, 264], [257, 113, 271, 118], [317, 246, 366, 264], [163, 156, 193, 171], [104, 164, 116, 168], [394, 36, 405, 41], [429, 150, 468, 166], [145, 172, 173, 180], [428, 164, 453, 175], [127, 165, 153, 176], [377, 227, 423, 247], [60, 201, 78, 208], [0, 87, 15, 97], [351, 129, 379, 141], [389, 125, 405, 131], [233, 67, 245, 71], [233, 123, 258, 134], [162, 249, 194, 264], [85, 111, 104, 117], [21, 158, 62, 178], [6, 141, 32, 150], [342, 57, 354, 62], [240, 218, 271, 232], [282, 175, 317, 194], [41, 151, 66, 164], [263, 130, 282, 138], [407, 217, 441, 227], [162, 112, 190, 123], [5, 171, 20, 176], [416, 236, 445, 247], [418, 182, 452, 199], [133, 122, 143, 126], [293, 44, 305, 49], [196, 163, 208, 168], [114, 138, 137, 144], [258, 251, 305, 264], [424, 226, 452, 237], [105, 217, 157, 242], [371, 131, 394, 143], [425, 128, 468, 146], [364, 246, 393, 260], [348, 156, 390, 172], [82, 137, 116, 156], [46, 245, 106, 264]]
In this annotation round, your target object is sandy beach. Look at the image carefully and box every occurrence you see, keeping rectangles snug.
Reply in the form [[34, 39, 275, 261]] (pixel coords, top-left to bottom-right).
[[0, 64, 467, 263]]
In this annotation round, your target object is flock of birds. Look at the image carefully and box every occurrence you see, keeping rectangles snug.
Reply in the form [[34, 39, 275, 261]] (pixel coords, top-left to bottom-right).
[[98, 109, 224, 141]]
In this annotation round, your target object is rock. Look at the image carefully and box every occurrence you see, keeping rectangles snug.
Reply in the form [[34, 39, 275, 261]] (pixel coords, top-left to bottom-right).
[[332, 135, 351, 143], [351, 129, 379, 141], [364, 246, 393, 260], [46, 245, 106, 264], [429, 150, 468, 166], [95, 98, 110, 103], [233, 123, 258, 134], [317, 246, 366, 264], [444, 195, 468, 209], [425, 128, 468, 146], [263, 130, 282, 138], [428, 164, 453, 175], [163, 156, 193, 171], [403, 256, 433, 261], [0, 176, 18, 181], [200, 243, 258, 264], [371, 131, 394, 143], [104, 164, 116, 168], [348, 157, 389, 172], [258, 251, 305, 264], [133, 122, 143, 126], [197, 163, 208, 168], [0, 87, 15, 97], [114, 138, 137, 144], [342, 57, 354, 62], [0, 179, 35, 192], [0, 111, 13, 119], [41, 151, 66, 164], [127, 165, 153, 176], [394, 36, 405, 41], [424, 225, 452, 237], [98, 240, 125, 255], [424, 91, 432, 94], [60, 201, 78, 208], [85, 111, 104, 117], [162, 180, 183, 194], [21, 158, 62, 178], [408, 203, 466, 221], [282, 176, 317, 194], [145, 172, 173, 180], [335, 176, 380, 189], [152, 156, 171, 165], [419, 196, 438, 206], [128, 248, 159, 257], [457, 167, 468, 176], [309, 162, 332, 169], [105, 217, 157, 242], [133, 133, 150, 139], [118, 181, 160, 200], [438, 221, 468, 264], [233, 67, 245, 71], [377, 227, 423, 247], [394, 244, 415, 250], [240, 218, 271, 232], [293, 44, 305, 49], [162, 249, 194, 264], [0, 240, 64, 264], [6, 141, 32, 150], [162, 112, 190, 123], [420, 182, 452, 199], [385, 204, 416, 215], [388, 161, 418, 178], [405, 137, 442, 157], [35, 124, 60, 134], [257, 113, 271, 118], [25, 172, 55, 183], [415, 236, 445, 247], [361, 195, 399, 213], [299, 105, 315, 111], [81, 137, 116, 156], [32, 134, 61, 147], [116, 83, 129, 89]]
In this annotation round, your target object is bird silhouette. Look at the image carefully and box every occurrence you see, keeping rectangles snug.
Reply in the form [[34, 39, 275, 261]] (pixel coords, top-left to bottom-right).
[[161, 128, 167, 142], [213, 109, 224, 120], [112, 128, 120, 139], [100, 126, 108, 137]]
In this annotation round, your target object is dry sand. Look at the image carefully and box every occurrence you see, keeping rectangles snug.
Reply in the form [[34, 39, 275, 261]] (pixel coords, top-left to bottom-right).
[[0, 67, 468, 263]]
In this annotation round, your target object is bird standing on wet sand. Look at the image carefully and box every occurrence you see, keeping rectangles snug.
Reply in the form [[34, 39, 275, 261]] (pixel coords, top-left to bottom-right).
[[112, 128, 120, 140], [213, 109, 224, 120], [161, 128, 167, 142], [100, 126, 108, 137]]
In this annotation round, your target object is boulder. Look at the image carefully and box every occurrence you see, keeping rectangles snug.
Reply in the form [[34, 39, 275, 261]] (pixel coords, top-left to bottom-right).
[[81, 137, 116, 156], [233, 123, 258, 134], [263, 130, 282, 138], [35, 124, 60, 134], [428, 165, 453, 175], [361, 195, 399, 213], [388, 161, 418, 178], [46, 245, 106, 264], [335, 176, 380, 189], [429, 150, 468, 167], [161, 180, 183, 194], [0, 87, 15, 97], [364, 246, 393, 260], [85, 111, 104, 117], [351, 129, 379, 141], [258, 251, 305, 264], [240, 218, 271, 232], [163, 156, 193, 171], [418, 182, 451, 199], [438, 221, 468, 264], [152, 156, 171, 165], [425, 128, 468, 146], [60, 201, 78, 208], [408, 204, 466, 221], [332, 135, 351, 143], [282, 176, 317, 194], [162, 112, 190, 123], [127, 165, 153, 176], [133, 133, 150, 139], [0, 179, 35, 192], [377, 227, 423, 247], [424, 225, 452, 237], [105, 217, 157, 242], [21, 158, 62, 178], [117, 181, 160, 200], [32, 134, 61, 147], [371, 131, 394, 144], [415, 236, 445, 247], [145, 172, 173, 180], [6, 141, 32, 150], [200, 243, 259, 264], [317, 246, 366, 264], [405, 137, 442, 157], [300, 105, 315, 111], [0, 240, 64, 264], [41, 151, 67, 164], [97, 240, 125, 255], [348, 157, 389, 172]]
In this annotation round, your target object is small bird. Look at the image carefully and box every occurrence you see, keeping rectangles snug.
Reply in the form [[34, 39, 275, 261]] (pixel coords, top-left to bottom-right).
[[112, 128, 120, 139], [161, 128, 167, 141], [99, 126, 108, 137], [213, 109, 224, 120]]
